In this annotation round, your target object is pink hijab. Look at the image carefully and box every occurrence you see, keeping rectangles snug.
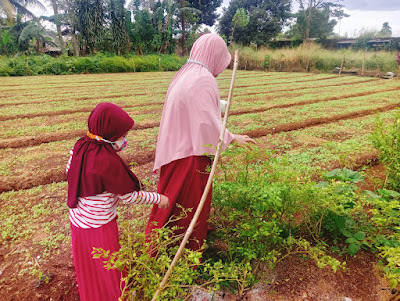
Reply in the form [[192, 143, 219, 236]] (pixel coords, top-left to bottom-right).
[[154, 34, 234, 172]]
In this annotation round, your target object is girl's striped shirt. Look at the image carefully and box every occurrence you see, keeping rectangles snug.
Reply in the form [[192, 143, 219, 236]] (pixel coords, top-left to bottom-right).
[[67, 148, 161, 229], [69, 191, 161, 229]]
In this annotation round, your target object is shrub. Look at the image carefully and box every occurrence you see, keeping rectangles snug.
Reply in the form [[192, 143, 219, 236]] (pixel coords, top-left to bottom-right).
[[371, 110, 400, 190], [73, 57, 99, 74], [96, 56, 134, 73]]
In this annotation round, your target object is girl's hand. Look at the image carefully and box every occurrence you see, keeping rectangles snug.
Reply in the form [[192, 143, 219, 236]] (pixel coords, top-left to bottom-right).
[[158, 195, 170, 209], [232, 134, 257, 148]]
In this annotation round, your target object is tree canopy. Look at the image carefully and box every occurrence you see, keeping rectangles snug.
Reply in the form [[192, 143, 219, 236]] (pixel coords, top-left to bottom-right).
[[217, 0, 291, 46]]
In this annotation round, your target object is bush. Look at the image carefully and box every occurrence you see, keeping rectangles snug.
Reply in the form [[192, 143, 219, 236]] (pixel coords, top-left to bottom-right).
[[96, 56, 134, 73], [73, 57, 99, 74], [371, 110, 400, 190], [94, 209, 241, 300]]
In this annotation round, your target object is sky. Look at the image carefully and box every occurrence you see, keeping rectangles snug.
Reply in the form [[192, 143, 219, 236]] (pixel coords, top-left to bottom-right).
[[338, 0, 400, 37]]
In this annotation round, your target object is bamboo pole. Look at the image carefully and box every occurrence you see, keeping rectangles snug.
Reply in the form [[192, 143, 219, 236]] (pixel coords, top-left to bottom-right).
[[339, 55, 345, 75], [361, 53, 365, 76], [151, 50, 240, 301]]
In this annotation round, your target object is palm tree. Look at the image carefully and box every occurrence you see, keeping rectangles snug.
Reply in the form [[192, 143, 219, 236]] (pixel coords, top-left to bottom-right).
[[16, 17, 57, 53], [1, 0, 46, 22]]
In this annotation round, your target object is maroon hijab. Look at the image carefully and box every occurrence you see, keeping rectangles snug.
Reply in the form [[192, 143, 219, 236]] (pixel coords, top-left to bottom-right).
[[67, 102, 141, 208]]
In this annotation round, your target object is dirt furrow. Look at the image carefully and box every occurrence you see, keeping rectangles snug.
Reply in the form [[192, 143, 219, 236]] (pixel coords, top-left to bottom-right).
[[221, 78, 378, 98], [0, 104, 397, 193], [0, 92, 166, 108], [230, 86, 400, 116], [2, 86, 399, 148], [0, 102, 164, 121], [0, 151, 155, 193], [0, 121, 160, 149], [246, 102, 400, 138]]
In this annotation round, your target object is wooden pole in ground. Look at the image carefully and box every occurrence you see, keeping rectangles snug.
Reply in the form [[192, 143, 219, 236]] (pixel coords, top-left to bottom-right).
[[339, 55, 345, 75], [151, 50, 240, 301], [361, 53, 365, 76]]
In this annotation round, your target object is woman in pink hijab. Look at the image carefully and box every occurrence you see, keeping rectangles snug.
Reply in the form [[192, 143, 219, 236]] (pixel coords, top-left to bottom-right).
[[146, 34, 255, 251]]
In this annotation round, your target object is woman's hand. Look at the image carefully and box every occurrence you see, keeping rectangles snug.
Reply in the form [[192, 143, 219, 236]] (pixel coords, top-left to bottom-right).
[[158, 195, 170, 209], [232, 134, 257, 148]]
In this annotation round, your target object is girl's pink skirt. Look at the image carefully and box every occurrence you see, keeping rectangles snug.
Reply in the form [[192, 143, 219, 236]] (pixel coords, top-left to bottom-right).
[[70, 218, 123, 301]]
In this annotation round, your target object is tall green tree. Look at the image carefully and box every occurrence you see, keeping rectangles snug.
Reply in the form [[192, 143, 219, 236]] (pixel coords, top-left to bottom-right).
[[178, 0, 222, 55], [75, 0, 106, 54], [129, 0, 176, 54], [0, 0, 45, 21], [380, 22, 392, 37], [109, 0, 129, 54], [287, 5, 337, 39], [218, 0, 291, 46], [294, 0, 348, 40], [230, 8, 249, 42]]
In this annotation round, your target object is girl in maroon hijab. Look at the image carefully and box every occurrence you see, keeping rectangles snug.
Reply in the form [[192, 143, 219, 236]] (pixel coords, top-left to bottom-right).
[[67, 102, 169, 301], [146, 34, 255, 252]]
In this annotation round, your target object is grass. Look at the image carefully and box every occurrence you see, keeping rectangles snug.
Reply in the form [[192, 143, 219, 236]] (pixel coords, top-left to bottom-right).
[[232, 43, 400, 73], [1, 70, 400, 299]]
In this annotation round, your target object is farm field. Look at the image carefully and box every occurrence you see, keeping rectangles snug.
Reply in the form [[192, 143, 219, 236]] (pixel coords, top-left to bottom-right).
[[1, 70, 400, 300]]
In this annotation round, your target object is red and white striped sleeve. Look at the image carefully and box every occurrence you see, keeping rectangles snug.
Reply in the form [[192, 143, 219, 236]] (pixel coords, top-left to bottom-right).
[[66, 149, 73, 174], [118, 191, 161, 205]]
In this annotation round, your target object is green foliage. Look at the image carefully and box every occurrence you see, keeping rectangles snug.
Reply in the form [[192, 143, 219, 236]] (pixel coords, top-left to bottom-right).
[[323, 168, 365, 184], [218, 0, 291, 46], [209, 148, 349, 290], [93, 212, 241, 300], [371, 110, 400, 190], [0, 54, 185, 76], [288, 7, 337, 40]]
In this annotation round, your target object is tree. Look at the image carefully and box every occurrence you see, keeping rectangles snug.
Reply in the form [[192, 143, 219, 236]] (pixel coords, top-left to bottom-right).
[[294, 0, 348, 40], [230, 8, 249, 42], [129, 0, 176, 54], [75, 0, 106, 54], [179, 0, 222, 55], [380, 22, 392, 37], [12, 16, 57, 53], [218, 0, 291, 46], [0, 0, 45, 22], [109, 0, 129, 54], [287, 5, 337, 39]]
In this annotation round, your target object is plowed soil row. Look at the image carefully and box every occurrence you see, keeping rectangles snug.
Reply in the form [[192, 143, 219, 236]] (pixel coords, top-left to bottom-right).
[[246, 101, 400, 137], [221, 78, 377, 98], [0, 120, 161, 149], [0, 92, 166, 108], [2, 85, 398, 148], [1, 103, 397, 193], [230, 86, 400, 116], [219, 75, 344, 91], [0, 101, 165, 121], [0, 72, 285, 88], [0, 150, 155, 193]]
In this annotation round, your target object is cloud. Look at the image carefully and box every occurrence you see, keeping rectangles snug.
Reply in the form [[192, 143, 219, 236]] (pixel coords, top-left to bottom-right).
[[343, 0, 400, 11]]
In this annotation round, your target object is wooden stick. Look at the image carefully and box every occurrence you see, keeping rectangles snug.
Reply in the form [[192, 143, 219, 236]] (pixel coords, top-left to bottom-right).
[[361, 53, 365, 76], [151, 50, 240, 301], [339, 55, 345, 75]]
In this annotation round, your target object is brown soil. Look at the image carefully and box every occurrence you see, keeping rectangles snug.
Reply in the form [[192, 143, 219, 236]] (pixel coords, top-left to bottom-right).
[[230, 86, 400, 116], [262, 251, 394, 301], [246, 102, 400, 138], [0, 121, 159, 150], [221, 78, 377, 98], [0, 146, 155, 193], [0, 103, 163, 122]]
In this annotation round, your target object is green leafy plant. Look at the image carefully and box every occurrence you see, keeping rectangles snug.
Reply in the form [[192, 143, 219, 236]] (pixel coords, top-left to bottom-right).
[[371, 110, 400, 190]]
